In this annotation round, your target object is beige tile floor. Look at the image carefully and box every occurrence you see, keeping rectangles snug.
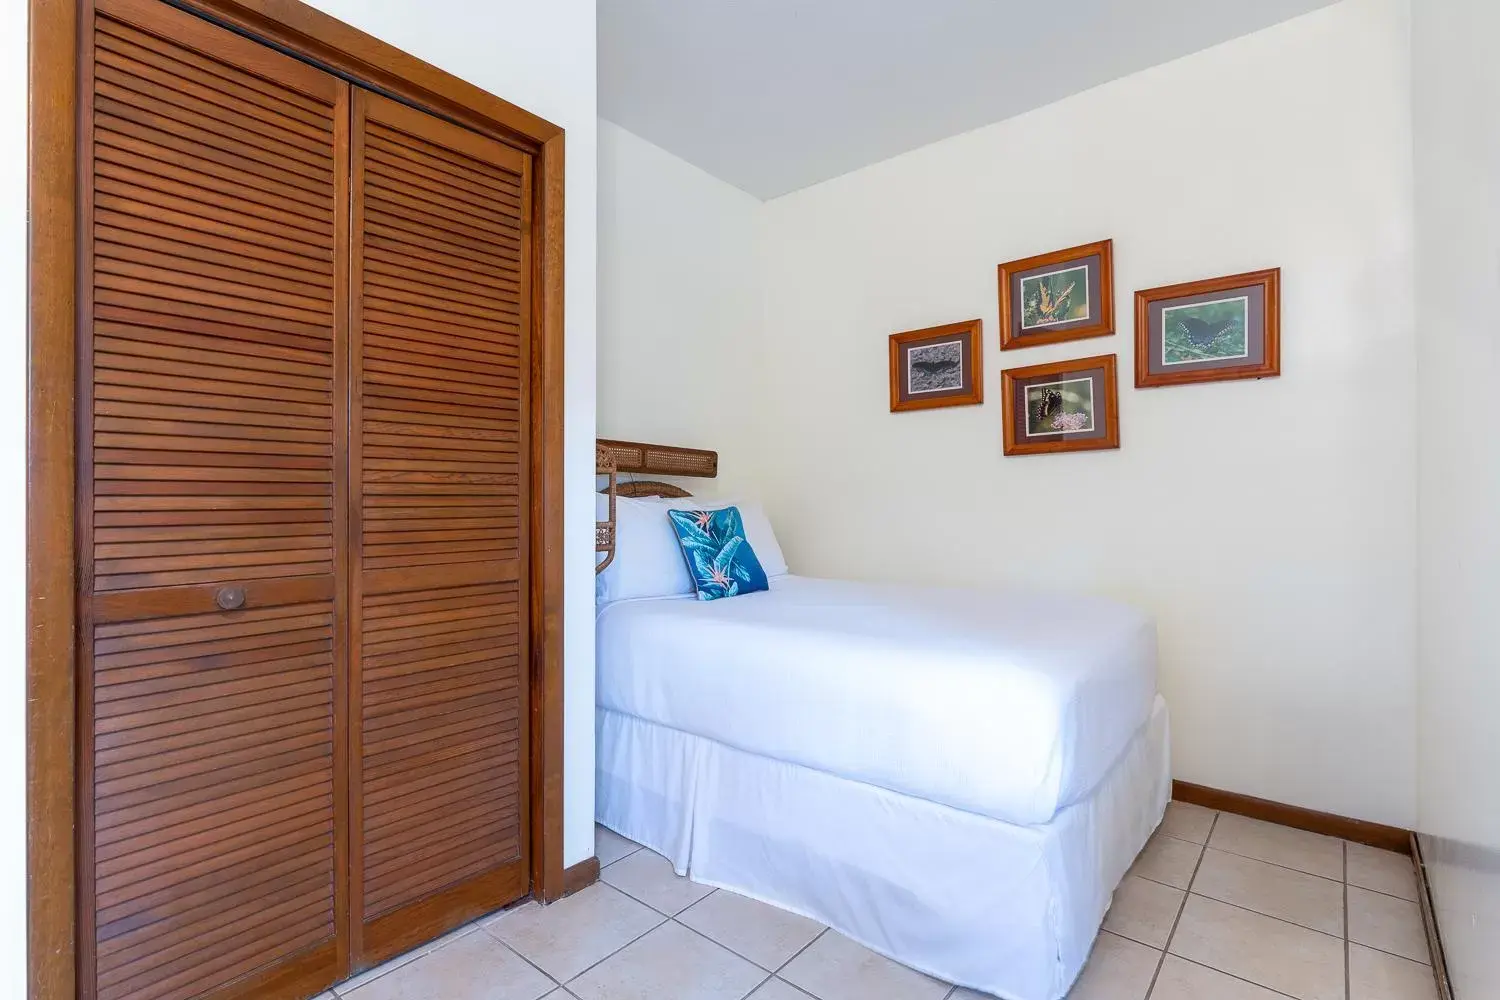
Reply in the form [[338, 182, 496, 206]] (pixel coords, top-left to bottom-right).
[[322, 801, 1440, 1000]]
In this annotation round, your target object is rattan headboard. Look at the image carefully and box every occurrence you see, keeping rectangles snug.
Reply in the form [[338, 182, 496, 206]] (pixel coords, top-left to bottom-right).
[[597, 439, 717, 478], [596, 439, 718, 573]]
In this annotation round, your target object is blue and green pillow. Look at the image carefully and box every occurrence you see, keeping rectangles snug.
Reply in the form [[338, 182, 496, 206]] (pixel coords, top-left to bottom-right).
[[666, 506, 769, 601]]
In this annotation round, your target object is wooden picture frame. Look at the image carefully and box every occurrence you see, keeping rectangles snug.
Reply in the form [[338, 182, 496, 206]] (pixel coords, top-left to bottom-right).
[[1135, 268, 1281, 388], [1001, 354, 1120, 456], [998, 239, 1114, 350], [889, 319, 984, 412]]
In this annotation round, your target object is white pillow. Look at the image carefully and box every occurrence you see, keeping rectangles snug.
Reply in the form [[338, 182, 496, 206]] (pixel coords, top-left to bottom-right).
[[666, 496, 788, 578], [596, 494, 788, 603]]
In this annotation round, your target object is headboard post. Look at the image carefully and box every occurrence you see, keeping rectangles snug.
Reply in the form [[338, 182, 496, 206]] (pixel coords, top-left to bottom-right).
[[595, 444, 617, 574]]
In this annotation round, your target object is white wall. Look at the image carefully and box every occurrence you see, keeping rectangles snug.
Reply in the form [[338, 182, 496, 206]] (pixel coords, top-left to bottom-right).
[[597, 122, 766, 496], [4, 0, 28, 993], [746, 0, 1416, 827], [1412, 0, 1500, 994], [300, 0, 598, 869]]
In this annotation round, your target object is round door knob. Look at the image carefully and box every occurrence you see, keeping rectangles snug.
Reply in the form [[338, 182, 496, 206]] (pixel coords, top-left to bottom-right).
[[215, 586, 247, 611]]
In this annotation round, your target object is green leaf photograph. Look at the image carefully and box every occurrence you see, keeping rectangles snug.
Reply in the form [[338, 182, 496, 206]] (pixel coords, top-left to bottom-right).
[[1025, 377, 1095, 436], [1020, 265, 1090, 330], [1161, 296, 1249, 365]]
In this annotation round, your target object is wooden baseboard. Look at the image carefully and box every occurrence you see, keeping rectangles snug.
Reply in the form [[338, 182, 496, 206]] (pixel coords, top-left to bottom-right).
[[1411, 834, 1456, 1000], [560, 857, 600, 898], [1171, 781, 1411, 854]]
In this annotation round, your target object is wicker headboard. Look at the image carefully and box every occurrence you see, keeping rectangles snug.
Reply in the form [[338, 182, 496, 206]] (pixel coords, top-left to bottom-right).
[[596, 439, 718, 573], [597, 439, 717, 478]]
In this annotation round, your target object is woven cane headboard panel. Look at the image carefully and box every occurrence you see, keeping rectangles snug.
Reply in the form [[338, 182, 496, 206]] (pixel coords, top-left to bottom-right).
[[597, 439, 718, 479]]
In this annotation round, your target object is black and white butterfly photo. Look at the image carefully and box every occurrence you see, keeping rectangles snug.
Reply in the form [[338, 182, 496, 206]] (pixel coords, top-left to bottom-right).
[[890, 319, 983, 412], [1161, 295, 1250, 365], [906, 341, 964, 393]]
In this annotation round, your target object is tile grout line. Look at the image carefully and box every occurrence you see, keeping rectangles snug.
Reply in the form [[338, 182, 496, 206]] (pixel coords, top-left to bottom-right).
[[598, 867, 710, 919], [765, 925, 832, 998], [348, 867, 669, 997], [1180, 889, 1343, 944], [605, 848, 956, 997], [1182, 837, 1346, 884], [1104, 926, 1176, 954], [481, 928, 570, 993], [1175, 887, 1430, 967], [777, 925, 830, 975], [594, 847, 840, 999], [1170, 955, 1304, 1000], [1346, 880, 1423, 904], [670, 889, 835, 990], [597, 837, 644, 869], [1181, 882, 1345, 940], [1350, 839, 1362, 1000], [668, 913, 793, 979], [768, 974, 822, 1000], [332, 924, 460, 997], [548, 907, 671, 989], [1138, 852, 1422, 905], [1161, 825, 1362, 944], [741, 968, 776, 999], [1144, 808, 1219, 997]]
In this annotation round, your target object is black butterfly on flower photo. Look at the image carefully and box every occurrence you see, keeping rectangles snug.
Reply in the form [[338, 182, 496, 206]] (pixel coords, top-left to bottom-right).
[[1030, 387, 1062, 425], [1162, 297, 1249, 365], [1025, 381, 1093, 436]]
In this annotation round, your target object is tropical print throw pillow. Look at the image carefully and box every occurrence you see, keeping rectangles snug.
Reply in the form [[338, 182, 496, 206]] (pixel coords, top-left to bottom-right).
[[666, 506, 769, 601]]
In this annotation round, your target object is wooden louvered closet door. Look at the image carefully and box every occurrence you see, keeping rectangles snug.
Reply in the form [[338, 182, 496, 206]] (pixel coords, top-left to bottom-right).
[[350, 91, 532, 962], [79, 0, 350, 998]]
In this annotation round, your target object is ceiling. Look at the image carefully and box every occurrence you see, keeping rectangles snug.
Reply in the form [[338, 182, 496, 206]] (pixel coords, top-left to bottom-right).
[[599, 0, 1339, 199]]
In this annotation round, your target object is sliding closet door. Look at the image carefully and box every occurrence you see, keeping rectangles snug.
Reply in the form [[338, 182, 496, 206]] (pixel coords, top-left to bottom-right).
[[79, 0, 348, 998], [350, 90, 532, 962]]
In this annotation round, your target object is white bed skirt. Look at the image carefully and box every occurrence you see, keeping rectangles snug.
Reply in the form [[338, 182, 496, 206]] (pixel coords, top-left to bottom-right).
[[595, 696, 1171, 1000]]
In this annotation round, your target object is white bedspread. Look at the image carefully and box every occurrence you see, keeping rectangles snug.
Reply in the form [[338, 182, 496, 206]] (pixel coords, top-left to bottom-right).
[[595, 575, 1157, 826]]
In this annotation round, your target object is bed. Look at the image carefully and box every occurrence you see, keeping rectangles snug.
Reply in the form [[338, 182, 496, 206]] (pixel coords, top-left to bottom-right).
[[593, 441, 1170, 1000]]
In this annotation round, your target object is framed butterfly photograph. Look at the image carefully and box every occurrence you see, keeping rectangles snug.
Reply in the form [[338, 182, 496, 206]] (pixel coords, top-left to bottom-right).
[[1001, 354, 1120, 456], [1135, 268, 1280, 388], [889, 319, 983, 413], [998, 239, 1114, 350]]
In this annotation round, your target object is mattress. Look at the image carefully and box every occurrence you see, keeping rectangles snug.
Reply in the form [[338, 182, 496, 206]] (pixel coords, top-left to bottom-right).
[[595, 574, 1157, 826]]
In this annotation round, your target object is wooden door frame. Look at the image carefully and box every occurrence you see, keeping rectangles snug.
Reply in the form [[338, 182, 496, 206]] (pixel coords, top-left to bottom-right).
[[26, 1, 569, 996]]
